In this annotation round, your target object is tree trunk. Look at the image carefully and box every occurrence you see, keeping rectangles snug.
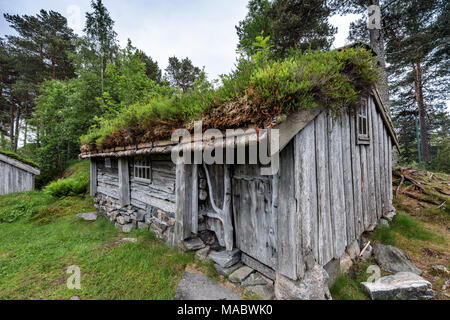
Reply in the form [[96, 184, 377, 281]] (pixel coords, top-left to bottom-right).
[[14, 106, 20, 152], [413, 62, 429, 165], [9, 102, 14, 150], [369, 0, 390, 111]]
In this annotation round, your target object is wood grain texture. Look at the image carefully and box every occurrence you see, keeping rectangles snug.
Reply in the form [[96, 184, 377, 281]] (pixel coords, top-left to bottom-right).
[[90, 159, 97, 196], [118, 158, 130, 206]]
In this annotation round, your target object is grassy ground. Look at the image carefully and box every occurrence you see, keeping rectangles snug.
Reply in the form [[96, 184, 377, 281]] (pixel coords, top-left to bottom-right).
[[0, 160, 196, 300], [331, 167, 449, 300]]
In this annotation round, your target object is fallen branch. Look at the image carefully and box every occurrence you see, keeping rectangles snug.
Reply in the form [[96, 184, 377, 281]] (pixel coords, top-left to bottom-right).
[[395, 175, 405, 198], [434, 187, 450, 196], [403, 191, 441, 205], [359, 241, 371, 257], [437, 201, 446, 209], [393, 171, 426, 193]]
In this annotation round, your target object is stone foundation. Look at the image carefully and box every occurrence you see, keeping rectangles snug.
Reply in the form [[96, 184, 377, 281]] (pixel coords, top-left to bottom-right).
[[94, 193, 176, 245]]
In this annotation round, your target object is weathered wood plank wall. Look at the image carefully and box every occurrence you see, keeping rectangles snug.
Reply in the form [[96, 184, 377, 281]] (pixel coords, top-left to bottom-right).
[[289, 95, 393, 279], [0, 160, 35, 195]]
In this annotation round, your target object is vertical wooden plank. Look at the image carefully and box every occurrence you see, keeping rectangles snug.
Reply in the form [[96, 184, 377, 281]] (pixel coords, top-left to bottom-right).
[[388, 138, 393, 212], [342, 111, 356, 243], [90, 159, 97, 196], [315, 112, 333, 265], [384, 128, 390, 214], [327, 114, 346, 258], [277, 141, 297, 279], [360, 143, 370, 230], [350, 110, 363, 236], [366, 102, 377, 227], [118, 158, 130, 206], [377, 113, 386, 215], [191, 164, 199, 234], [294, 121, 316, 277], [175, 163, 193, 243], [371, 99, 382, 219]]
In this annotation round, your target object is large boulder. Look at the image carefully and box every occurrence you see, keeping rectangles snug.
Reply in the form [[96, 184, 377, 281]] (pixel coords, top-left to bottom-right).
[[275, 265, 332, 300], [374, 244, 422, 275], [361, 272, 434, 300]]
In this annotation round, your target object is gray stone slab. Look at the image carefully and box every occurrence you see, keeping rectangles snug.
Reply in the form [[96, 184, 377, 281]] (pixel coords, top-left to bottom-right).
[[76, 212, 97, 221], [229, 266, 254, 283], [361, 272, 434, 300], [208, 248, 241, 268], [183, 238, 206, 251], [242, 273, 269, 287], [174, 272, 241, 300], [245, 284, 274, 300], [214, 262, 243, 277]]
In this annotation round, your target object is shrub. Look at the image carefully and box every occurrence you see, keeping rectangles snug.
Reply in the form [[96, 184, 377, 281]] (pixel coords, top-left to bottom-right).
[[43, 169, 89, 197]]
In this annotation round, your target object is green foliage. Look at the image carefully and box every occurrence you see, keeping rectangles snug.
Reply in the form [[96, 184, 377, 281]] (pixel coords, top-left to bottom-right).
[[0, 191, 54, 223], [0, 150, 39, 168], [43, 160, 90, 198], [81, 46, 380, 149], [236, 0, 336, 57], [330, 273, 368, 300], [164, 56, 203, 93], [371, 213, 436, 246]]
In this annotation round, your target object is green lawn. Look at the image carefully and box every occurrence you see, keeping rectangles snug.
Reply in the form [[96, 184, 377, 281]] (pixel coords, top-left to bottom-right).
[[0, 193, 193, 300]]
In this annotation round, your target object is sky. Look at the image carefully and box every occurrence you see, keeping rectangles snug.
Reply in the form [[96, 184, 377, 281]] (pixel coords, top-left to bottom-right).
[[0, 0, 360, 81]]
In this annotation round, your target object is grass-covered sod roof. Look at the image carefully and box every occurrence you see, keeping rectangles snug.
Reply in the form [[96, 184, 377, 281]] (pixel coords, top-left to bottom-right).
[[0, 150, 40, 168], [80, 46, 380, 153]]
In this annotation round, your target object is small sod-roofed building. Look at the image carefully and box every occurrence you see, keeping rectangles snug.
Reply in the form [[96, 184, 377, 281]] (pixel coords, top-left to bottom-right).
[[80, 45, 399, 299], [0, 151, 40, 195]]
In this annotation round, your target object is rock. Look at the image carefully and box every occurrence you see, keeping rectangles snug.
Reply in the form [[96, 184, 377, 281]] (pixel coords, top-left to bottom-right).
[[137, 222, 149, 230], [121, 237, 137, 243], [383, 210, 396, 221], [275, 265, 332, 300], [377, 218, 389, 228], [431, 265, 449, 275], [174, 272, 241, 300], [340, 253, 353, 274], [135, 211, 145, 222], [122, 223, 135, 233], [360, 244, 373, 261], [245, 284, 275, 300], [242, 273, 269, 287], [229, 266, 254, 283], [195, 246, 210, 261], [346, 240, 360, 260], [374, 244, 422, 275], [304, 251, 316, 271], [69, 295, 81, 300], [76, 212, 97, 221], [441, 279, 450, 291], [361, 272, 434, 300], [324, 258, 340, 287], [208, 248, 241, 268], [183, 238, 206, 251], [214, 263, 243, 277], [116, 216, 126, 225]]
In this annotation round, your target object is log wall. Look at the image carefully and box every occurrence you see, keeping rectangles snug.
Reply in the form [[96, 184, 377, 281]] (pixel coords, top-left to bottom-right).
[[0, 160, 35, 195]]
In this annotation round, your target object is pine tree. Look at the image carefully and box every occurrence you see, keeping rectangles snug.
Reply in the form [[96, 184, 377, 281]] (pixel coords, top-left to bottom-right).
[[164, 57, 202, 93], [236, 0, 336, 57]]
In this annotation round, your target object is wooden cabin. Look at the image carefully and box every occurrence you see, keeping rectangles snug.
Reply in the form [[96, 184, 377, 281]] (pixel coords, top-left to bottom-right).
[[81, 87, 398, 286], [0, 152, 40, 195]]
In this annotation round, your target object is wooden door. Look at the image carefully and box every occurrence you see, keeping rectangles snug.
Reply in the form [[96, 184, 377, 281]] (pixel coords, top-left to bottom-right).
[[232, 165, 277, 269]]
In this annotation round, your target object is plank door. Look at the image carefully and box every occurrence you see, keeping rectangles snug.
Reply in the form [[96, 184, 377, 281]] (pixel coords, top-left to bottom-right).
[[232, 165, 277, 269]]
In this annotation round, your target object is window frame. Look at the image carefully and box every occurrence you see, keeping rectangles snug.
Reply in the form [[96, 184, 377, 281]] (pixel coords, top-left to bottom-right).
[[105, 157, 111, 168], [356, 97, 370, 145], [133, 156, 152, 183]]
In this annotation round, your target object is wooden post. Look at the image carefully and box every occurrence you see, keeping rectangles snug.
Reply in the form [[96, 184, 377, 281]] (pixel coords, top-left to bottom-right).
[[118, 158, 130, 206], [90, 159, 97, 196], [191, 164, 199, 234], [175, 162, 192, 244]]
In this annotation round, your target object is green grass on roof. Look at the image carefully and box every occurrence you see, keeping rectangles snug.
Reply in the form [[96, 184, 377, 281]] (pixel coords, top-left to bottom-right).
[[81, 46, 380, 152], [0, 150, 39, 169]]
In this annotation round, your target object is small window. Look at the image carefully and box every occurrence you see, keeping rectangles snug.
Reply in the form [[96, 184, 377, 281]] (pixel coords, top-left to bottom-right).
[[357, 98, 370, 144], [134, 156, 151, 182], [105, 158, 111, 168]]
